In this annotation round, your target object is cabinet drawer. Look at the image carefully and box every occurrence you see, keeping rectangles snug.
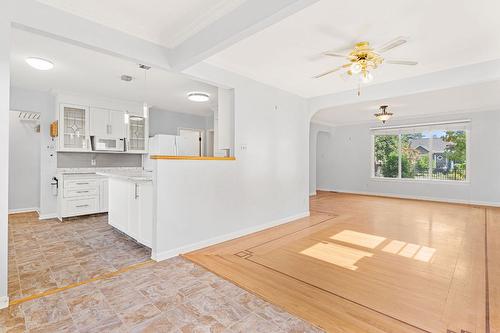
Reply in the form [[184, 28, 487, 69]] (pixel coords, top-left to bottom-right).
[[63, 188, 98, 198], [64, 179, 98, 189], [62, 197, 98, 217]]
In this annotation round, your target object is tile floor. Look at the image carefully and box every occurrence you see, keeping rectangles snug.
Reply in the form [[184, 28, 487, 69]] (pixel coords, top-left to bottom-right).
[[1, 257, 324, 332], [8, 212, 151, 301], [2, 213, 324, 332]]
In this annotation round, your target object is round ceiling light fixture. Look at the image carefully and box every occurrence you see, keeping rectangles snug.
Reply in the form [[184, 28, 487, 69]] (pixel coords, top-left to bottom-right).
[[25, 57, 54, 70], [187, 92, 210, 102]]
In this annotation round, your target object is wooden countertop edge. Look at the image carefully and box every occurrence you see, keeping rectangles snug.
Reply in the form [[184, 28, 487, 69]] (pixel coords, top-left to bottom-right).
[[150, 155, 236, 161]]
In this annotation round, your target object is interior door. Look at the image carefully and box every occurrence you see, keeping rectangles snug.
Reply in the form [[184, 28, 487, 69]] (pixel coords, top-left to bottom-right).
[[178, 129, 201, 156]]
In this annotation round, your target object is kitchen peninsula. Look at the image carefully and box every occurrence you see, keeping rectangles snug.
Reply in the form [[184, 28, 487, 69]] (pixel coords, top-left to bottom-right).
[[97, 169, 153, 248]]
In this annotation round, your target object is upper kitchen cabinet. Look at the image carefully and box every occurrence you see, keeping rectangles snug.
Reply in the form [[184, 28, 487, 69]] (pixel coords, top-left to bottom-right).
[[90, 107, 126, 139], [58, 103, 90, 151], [126, 115, 148, 153]]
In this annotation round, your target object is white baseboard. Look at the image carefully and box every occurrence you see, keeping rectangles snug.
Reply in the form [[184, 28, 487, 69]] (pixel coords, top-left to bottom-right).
[[309, 191, 317, 196], [0, 296, 9, 309], [8, 207, 39, 214], [318, 188, 500, 207], [38, 213, 58, 220], [151, 211, 310, 262]]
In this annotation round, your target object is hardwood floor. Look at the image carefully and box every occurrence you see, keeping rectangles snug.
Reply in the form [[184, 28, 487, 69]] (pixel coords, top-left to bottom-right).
[[185, 192, 498, 333]]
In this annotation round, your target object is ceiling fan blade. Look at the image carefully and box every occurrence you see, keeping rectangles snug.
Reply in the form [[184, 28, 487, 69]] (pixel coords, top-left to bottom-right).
[[323, 51, 349, 58], [385, 59, 418, 65], [377, 36, 408, 53], [313, 66, 343, 78]]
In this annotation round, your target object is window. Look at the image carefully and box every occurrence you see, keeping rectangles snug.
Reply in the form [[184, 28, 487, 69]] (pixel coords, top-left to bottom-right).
[[372, 122, 468, 181]]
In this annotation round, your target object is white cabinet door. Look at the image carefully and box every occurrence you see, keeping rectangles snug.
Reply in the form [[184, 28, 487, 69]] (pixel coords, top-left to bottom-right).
[[127, 116, 148, 153], [59, 104, 90, 151], [109, 110, 126, 138], [108, 178, 130, 233], [90, 107, 109, 137]]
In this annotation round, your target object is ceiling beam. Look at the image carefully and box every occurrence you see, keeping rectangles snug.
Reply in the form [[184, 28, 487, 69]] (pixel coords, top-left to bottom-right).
[[308, 59, 500, 118], [10, 0, 172, 70], [169, 0, 320, 71]]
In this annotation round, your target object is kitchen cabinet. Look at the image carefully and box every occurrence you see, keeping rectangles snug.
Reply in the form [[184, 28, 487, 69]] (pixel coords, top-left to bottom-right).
[[57, 173, 107, 219], [90, 107, 126, 138], [108, 178, 152, 247], [58, 103, 90, 151], [126, 115, 148, 153]]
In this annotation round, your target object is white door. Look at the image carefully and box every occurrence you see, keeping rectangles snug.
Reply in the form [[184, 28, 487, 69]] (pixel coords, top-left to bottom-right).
[[178, 129, 201, 156]]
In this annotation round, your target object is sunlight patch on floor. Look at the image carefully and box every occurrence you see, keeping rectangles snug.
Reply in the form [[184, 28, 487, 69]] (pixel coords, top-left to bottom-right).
[[330, 230, 386, 249], [300, 242, 373, 271]]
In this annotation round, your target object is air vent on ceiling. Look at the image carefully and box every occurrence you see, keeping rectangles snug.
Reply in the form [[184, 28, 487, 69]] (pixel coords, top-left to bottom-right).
[[121, 75, 133, 82]]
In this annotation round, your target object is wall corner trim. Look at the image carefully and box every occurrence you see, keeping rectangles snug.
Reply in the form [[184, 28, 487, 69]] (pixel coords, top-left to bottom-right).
[[151, 211, 311, 262]]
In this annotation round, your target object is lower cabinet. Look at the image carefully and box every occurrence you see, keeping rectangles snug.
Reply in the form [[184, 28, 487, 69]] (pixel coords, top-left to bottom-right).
[[58, 173, 108, 219], [108, 178, 153, 248]]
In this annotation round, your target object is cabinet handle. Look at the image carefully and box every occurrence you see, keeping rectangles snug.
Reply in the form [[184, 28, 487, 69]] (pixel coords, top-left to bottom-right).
[[76, 204, 89, 208], [76, 182, 89, 185], [134, 183, 139, 199], [76, 190, 89, 193]]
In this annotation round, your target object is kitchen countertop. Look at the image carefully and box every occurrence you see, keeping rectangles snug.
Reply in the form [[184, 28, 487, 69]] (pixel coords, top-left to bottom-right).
[[95, 169, 153, 182], [57, 167, 143, 175]]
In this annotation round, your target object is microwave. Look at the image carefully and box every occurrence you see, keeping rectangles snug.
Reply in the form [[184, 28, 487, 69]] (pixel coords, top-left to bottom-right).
[[91, 136, 125, 152]]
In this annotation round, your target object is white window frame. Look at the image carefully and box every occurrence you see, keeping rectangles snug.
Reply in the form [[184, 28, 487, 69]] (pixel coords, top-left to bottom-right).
[[370, 120, 470, 184]]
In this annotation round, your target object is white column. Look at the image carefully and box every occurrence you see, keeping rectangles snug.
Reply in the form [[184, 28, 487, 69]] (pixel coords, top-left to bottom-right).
[[0, 6, 11, 309]]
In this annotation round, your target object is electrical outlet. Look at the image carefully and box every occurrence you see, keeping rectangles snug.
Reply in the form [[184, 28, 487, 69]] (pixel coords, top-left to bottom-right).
[[240, 144, 247, 151], [91, 158, 96, 166]]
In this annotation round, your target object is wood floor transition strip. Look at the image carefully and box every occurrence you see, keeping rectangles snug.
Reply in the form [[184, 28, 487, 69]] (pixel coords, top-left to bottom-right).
[[9, 259, 155, 307]]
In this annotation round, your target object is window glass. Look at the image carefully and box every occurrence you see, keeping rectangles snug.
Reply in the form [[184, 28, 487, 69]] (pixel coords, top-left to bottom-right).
[[373, 135, 399, 178], [372, 126, 467, 182]]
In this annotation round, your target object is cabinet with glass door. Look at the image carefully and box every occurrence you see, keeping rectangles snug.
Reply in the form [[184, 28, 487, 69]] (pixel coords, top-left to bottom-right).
[[58, 103, 90, 151], [126, 115, 148, 153]]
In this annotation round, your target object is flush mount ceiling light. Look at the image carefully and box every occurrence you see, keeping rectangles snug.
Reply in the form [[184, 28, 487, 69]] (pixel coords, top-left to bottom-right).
[[26, 57, 54, 70], [374, 105, 393, 124], [187, 92, 210, 102]]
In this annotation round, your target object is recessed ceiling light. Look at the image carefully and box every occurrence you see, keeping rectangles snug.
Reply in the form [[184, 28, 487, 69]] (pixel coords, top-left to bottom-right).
[[187, 92, 210, 102], [25, 57, 54, 70]]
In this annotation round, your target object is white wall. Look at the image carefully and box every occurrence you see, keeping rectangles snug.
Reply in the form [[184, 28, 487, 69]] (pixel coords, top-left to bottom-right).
[[9, 111, 41, 212], [10, 87, 57, 219], [0, 7, 11, 308], [149, 107, 212, 136], [311, 110, 500, 205], [309, 122, 332, 195], [152, 63, 309, 259]]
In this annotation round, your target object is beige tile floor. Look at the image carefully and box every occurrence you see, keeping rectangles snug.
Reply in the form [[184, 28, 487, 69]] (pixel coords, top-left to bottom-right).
[[8, 212, 151, 301], [2, 213, 324, 333]]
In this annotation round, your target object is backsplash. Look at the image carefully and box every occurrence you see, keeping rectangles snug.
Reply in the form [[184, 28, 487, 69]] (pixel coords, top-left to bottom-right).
[[57, 152, 142, 168]]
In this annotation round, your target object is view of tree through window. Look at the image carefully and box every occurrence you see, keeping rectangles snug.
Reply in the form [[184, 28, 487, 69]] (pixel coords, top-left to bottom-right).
[[373, 126, 467, 181]]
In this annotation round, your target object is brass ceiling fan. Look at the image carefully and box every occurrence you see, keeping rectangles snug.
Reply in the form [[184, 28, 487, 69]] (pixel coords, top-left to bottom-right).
[[313, 37, 418, 95]]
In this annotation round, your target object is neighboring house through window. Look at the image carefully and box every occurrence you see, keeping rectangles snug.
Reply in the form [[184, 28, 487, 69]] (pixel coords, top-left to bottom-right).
[[372, 121, 469, 181]]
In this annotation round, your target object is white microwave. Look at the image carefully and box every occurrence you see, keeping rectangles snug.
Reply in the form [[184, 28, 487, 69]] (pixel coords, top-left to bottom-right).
[[91, 136, 125, 152]]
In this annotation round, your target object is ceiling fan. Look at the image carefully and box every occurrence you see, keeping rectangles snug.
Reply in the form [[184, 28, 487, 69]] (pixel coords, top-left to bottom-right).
[[313, 37, 418, 94]]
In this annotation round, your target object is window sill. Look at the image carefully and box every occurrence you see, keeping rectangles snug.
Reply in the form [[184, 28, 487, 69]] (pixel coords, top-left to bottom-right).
[[369, 177, 470, 185]]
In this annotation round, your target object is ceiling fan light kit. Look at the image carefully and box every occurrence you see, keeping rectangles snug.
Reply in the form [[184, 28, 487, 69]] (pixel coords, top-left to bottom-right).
[[314, 37, 418, 96]]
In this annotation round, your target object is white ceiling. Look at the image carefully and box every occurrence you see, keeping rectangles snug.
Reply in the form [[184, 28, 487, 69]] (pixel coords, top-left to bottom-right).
[[10, 29, 217, 116], [35, 0, 246, 48], [206, 0, 500, 98], [312, 80, 500, 126]]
